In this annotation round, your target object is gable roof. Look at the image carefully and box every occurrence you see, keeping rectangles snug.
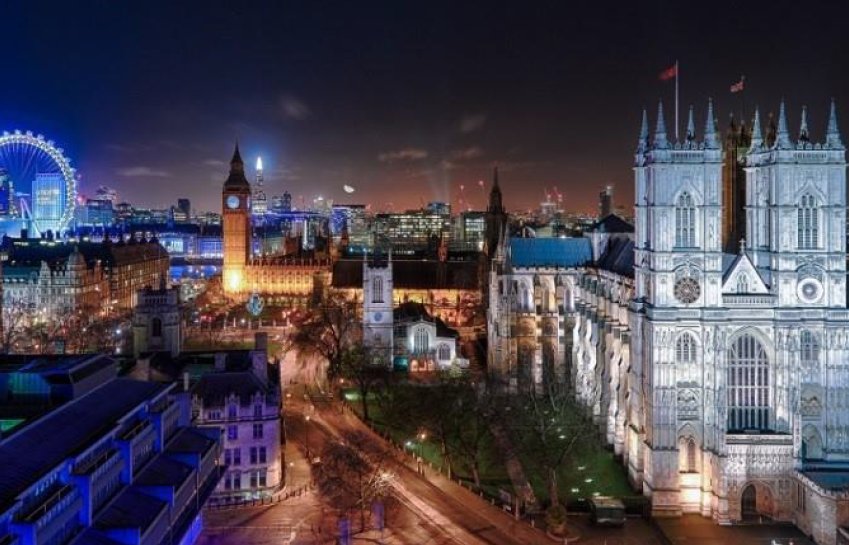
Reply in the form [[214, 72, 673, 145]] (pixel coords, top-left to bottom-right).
[[721, 251, 769, 293], [596, 237, 635, 278], [509, 237, 593, 268], [590, 214, 635, 233]]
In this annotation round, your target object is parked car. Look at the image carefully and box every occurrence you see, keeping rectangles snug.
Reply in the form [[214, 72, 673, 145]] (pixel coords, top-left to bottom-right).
[[588, 496, 626, 527]]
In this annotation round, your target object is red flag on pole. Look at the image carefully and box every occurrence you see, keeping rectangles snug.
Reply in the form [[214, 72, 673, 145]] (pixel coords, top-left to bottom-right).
[[659, 64, 678, 81], [730, 76, 745, 93]]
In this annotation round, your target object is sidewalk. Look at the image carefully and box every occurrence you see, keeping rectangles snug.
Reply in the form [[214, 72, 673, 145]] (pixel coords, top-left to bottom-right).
[[656, 515, 814, 545]]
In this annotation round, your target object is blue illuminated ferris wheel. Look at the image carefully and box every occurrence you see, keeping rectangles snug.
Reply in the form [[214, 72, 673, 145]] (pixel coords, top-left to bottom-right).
[[0, 130, 77, 234]]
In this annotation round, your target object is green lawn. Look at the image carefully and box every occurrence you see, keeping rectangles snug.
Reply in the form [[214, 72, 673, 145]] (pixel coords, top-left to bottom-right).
[[345, 387, 634, 505]]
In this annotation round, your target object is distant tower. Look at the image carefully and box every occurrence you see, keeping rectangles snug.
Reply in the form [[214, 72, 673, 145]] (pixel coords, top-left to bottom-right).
[[721, 114, 751, 252], [222, 144, 252, 295], [484, 167, 507, 258], [362, 250, 394, 368], [252, 156, 268, 216], [598, 185, 613, 218], [133, 282, 182, 358]]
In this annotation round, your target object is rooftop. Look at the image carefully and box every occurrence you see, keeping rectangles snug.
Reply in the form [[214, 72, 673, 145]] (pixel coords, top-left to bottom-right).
[[0, 379, 166, 512], [509, 237, 593, 268], [94, 487, 167, 533]]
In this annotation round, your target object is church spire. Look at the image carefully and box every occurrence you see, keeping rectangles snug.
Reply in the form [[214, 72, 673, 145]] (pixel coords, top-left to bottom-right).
[[685, 105, 695, 142], [799, 105, 810, 143], [653, 100, 669, 149], [750, 108, 763, 151], [231, 142, 244, 170], [776, 100, 792, 149], [827, 98, 844, 149], [487, 166, 503, 213], [704, 98, 718, 149], [637, 108, 649, 152]]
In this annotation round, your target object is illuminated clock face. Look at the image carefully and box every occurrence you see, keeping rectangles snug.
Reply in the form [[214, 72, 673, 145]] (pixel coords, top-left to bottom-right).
[[374, 312, 383, 322], [226, 195, 240, 209]]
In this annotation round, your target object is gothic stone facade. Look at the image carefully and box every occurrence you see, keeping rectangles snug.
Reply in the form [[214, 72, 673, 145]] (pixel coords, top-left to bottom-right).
[[492, 100, 849, 544]]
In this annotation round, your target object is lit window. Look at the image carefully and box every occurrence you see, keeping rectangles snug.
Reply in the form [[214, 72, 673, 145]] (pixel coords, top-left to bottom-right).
[[727, 334, 770, 431], [797, 194, 819, 249], [675, 192, 696, 248], [675, 333, 697, 364]]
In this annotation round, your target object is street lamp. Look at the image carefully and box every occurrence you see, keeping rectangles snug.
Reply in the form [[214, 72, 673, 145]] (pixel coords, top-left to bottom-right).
[[417, 431, 427, 474], [305, 414, 311, 458]]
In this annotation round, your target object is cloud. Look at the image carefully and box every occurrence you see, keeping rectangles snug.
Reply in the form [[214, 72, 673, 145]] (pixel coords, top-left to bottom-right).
[[116, 166, 171, 178], [203, 159, 227, 167], [450, 146, 484, 160], [279, 95, 311, 120], [378, 148, 429, 163], [459, 113, 487, 133]]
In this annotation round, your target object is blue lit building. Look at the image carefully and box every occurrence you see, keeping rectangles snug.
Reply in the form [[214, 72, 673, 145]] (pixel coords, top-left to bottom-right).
[[32, 173, 65, 235], [0, 357, 223, 545]]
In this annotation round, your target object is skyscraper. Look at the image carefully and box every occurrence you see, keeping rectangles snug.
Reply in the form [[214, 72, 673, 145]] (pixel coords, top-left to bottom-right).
[[252, 156, 268, 216], [32, 172, 65, 234]]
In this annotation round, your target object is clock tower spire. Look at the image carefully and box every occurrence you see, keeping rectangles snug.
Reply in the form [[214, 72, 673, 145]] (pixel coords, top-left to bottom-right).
[[222, 142, 252, 295]]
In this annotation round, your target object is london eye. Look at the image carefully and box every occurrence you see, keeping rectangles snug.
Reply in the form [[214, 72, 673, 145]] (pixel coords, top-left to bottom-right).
[[0, 130, 77, 235]]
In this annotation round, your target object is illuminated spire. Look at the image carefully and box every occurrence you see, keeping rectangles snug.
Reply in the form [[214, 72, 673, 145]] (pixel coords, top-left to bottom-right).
[[256, 156, 263, 172], [685, 105, 695, 142], [827, 98, 844, 149], [637, 108, 649, 152], [704, 98, 719, 149], [799, 105, 809, 142], [776, 100, 791, 149], [653, 100, 669, 149], [749, 108, 763, 151]]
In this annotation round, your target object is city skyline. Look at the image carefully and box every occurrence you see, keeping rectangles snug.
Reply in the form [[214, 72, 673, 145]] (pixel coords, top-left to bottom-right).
[[3, 2, 849, 213]]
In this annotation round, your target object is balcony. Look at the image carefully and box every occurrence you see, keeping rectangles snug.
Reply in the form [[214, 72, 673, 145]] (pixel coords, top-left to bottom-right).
[[723, 294, 775, 306], [17, 484, 78, 524]]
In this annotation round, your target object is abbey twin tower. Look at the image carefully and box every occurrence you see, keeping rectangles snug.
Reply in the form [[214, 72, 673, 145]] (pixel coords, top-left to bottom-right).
[[489, 98, 849, 543]]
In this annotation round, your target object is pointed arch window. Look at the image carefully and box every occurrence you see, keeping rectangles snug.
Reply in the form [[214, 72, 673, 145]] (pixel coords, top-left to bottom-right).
[[727, 334, 771, 432], [675, 192, 696, 248], [414, 327, 429, 354], [797, 194, 819, 249], [800, 329, 820, 383], [437, 343, 451, 361], [675, 333, 697, 364], [737, 274, 749, 294], [372, 276, 383, 303]]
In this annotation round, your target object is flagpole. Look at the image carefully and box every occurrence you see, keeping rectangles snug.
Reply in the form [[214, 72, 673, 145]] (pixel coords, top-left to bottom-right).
[[675, 60, 680, 141]]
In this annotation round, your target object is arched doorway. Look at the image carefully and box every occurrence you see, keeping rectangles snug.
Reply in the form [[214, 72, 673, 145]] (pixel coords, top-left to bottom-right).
[[741, 485, 757, 520]]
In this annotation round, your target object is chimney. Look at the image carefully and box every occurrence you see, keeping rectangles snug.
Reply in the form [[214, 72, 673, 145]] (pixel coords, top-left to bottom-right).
[[214, 352, 226, 371]]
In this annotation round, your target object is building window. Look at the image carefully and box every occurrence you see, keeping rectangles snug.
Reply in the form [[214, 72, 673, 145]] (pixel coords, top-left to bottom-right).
[[675, 333, 697, 364], [372, 276, 383, 303], [259, 446, 267, 464], [259, 469, 267, 487], [675, 192, 696, 248], [228, 425, 238, 440], [414, 328, 429, 354], [152, 317, 162, 337], [254, 404, 263, 418], [250, 471, 258, 489], [800, 329, 819, 383], [250, 447, 258, 464], [228, 404, 238, 420], [232, 448, 241, 465], [232, 473, 241, 490], [737, 274, 749, 294], [224, 449, 231, 465], [797, 194, 819, 249], [253, 423, 263, 439], [438, 343, 451, 361], [727, 334, 770, 432]]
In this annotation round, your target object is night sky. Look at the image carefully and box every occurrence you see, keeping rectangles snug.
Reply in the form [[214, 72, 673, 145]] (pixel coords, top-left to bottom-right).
[[2, 1, 849, 214]]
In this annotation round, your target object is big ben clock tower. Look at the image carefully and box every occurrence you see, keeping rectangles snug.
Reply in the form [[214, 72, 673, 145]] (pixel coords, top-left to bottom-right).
[[222, 144, 251, 295]]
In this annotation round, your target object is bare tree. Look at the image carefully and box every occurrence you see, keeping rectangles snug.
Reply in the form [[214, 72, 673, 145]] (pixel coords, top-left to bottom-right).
[[506, 378, 595, 510], [317, 430, 396, 533], [1, 298, 30, 354], [288, 290, 360, 381], [339, 344, 387, 422], [450, 383, 492, 488]]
